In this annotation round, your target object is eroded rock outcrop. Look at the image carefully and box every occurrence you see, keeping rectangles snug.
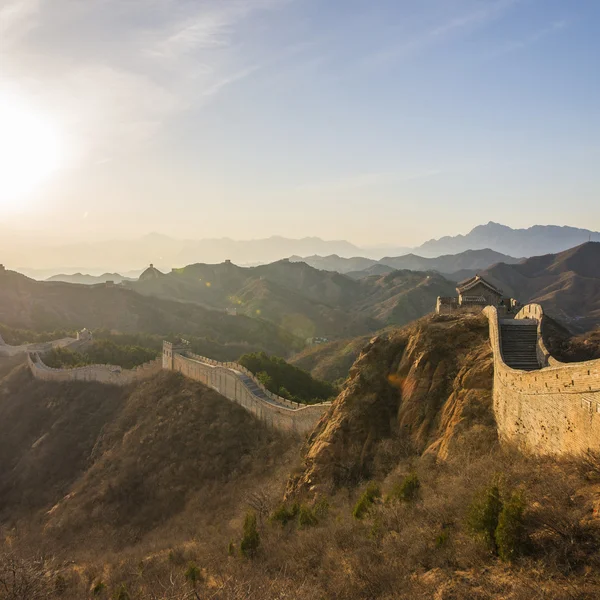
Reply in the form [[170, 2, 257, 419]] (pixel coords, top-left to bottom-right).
[[288, 313, 495, 497]]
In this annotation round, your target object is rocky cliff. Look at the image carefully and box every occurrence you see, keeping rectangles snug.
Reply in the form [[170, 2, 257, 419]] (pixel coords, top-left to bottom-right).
[[289, 312, 495, 496]]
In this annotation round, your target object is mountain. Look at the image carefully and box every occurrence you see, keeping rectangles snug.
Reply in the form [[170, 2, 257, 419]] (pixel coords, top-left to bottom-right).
[[416, 222, 599, 258], [480, 242, 600, 331], [378, 248, 520, 277], [1, 233, 363, 274], [289, 254, 378, 273], [128, 259, 457, 339], [0, 267, 300, 359], [292, 248, 519, 281], [45, 272, 134, 285], [1, 313, 599, 597], [346, 263, 395, 279]]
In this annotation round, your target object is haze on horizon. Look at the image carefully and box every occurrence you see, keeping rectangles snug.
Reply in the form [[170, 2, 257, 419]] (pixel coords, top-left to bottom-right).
[[1, 0, 599, 247]]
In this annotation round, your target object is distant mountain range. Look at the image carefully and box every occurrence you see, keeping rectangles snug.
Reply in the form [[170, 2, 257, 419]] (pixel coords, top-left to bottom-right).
[[415, 222, 599, 258], [2, 222, 599, 275], [479, 242, 600, 332], [46, 273, 135, 285], [290, 248, 521, 281]]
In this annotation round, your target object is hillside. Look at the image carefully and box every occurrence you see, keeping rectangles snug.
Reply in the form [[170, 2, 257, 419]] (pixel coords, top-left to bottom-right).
[[0, 268, 300, 359], [2, 313, 600, 598], [480, 242, 600, 331], [129, 259, 456, 338], [290, 334, 374, 382], [0, 366, 294, 549]]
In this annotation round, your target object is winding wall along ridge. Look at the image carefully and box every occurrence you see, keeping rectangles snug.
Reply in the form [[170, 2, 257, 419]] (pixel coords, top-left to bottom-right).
[[21, 340, 331, 435], [0, 333, 80, 357], [27, 353, 163, 385], [484, 304, 600, 455], [162, 342, 331, 435]]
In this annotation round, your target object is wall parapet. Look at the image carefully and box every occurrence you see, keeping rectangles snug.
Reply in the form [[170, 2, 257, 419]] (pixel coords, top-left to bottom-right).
[[28, 353, 162, 386], [164, 344, 331, 435], [0, 335, 80, 357], [484, 304, 600, 456]]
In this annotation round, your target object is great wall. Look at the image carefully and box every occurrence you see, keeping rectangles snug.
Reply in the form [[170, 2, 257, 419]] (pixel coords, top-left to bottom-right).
[[484, 303, 600, 455], [1, 333, 330, 435], [3, 302, 600, 445]]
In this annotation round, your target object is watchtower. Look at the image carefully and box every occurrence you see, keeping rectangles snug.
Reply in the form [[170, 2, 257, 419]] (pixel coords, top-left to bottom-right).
[[162, 339, 188, 370]]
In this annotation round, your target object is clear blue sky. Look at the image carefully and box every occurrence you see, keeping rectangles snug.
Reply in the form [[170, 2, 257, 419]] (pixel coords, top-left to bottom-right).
[[1, 0, 599, 245]]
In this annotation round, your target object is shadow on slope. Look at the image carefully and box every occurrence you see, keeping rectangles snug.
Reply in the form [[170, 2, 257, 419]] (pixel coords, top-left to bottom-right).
[[0, 367, 295, 553]]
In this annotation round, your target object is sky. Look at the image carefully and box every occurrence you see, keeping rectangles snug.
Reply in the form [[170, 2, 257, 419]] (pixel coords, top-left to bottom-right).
[[1, 0, 599, 246]]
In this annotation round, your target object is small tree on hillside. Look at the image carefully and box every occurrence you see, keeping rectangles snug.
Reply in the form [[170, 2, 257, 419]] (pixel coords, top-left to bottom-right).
[[496, 491, 528, 561], [467, 484, 503, 553], [240, 511, 260, 558]]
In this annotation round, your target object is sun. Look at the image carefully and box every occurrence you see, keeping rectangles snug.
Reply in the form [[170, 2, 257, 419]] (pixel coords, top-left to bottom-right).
[[0, 92, 65, 209]]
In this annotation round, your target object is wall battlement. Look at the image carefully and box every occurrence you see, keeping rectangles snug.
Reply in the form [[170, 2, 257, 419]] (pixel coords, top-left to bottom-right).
[[484, 304, 600, 455], [0, 333, 82, 357], [162, 342, 331, 435], [27, 353, 162, 386]]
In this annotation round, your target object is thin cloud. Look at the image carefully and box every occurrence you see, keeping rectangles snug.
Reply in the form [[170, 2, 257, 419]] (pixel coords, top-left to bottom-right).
[[492, 20, 568, 57], [363, 0, 520, 68]]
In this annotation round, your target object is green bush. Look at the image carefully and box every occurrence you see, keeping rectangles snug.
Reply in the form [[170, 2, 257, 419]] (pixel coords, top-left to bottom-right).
[[184, 561, 202, 586], [387, 473, 421, 503], [297, 504, 318, 529], [467, 484, 503, 553], [92, 581, 106, 597], [240, 511, 260, 558], [496, 491, 527, 561], [238, 351, 337, 404], [270, 502, 300, 527], [112, 584, 130, 600], [353, 482, 381, 519]]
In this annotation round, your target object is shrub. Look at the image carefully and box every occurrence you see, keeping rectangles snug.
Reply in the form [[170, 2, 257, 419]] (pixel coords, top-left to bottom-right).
[[112, 584, 130, 600], [297, 504, 318, 529], [387, 473, 421, 503], [184, 561, 202, 587], [240, 511, 260, 558], [353, 482, 381, 519], [467, 484, 502, 553], [270, 502, 300, 527], [496, 491, 527, 561], [92, 581, 106, 597]]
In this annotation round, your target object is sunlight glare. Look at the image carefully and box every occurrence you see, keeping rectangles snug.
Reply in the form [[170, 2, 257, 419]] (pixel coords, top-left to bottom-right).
[[0, 92, 65, 209]]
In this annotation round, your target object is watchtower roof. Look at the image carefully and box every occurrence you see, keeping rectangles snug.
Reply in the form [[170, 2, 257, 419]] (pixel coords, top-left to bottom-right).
[[456, 275, 502, 296]]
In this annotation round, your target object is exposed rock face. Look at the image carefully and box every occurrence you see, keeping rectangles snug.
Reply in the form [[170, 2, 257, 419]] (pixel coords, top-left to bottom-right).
[[288, 313, 495, 497]]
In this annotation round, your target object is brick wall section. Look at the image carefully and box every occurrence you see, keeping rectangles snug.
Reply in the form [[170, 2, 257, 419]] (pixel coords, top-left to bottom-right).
[[0, 334, 83, 357], [163, 342, 331, 435], [27, 353, 163, 386], [484, 304, 600, 455]]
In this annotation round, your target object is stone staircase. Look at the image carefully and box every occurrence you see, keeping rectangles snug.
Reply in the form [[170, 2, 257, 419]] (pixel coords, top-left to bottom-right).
[[500, 322, 541, 371]]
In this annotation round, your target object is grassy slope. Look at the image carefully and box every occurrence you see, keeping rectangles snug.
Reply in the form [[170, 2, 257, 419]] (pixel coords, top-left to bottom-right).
[[0, 366, 295, 553]]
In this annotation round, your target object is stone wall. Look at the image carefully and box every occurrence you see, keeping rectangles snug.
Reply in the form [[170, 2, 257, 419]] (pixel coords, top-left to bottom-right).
[[484, 304, 600, 455], [0, 333, 81, 357], [28, 353, 162, 386], [163, 342, 331, 435]]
